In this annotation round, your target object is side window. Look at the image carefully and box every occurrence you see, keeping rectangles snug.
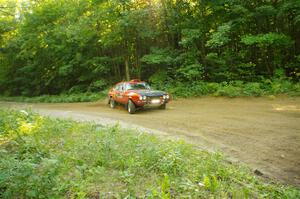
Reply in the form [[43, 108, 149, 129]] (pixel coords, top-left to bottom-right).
[[115, 83, 125, 91], [122, 83, 127, 91], [114, 84, 121, 91]]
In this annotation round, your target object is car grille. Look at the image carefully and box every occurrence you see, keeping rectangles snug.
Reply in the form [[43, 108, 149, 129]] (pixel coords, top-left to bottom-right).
[[146, 96, 163, 104]]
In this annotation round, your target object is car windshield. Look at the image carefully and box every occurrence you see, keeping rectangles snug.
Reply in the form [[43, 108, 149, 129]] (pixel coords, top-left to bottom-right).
[[126, 82, 151, 90]]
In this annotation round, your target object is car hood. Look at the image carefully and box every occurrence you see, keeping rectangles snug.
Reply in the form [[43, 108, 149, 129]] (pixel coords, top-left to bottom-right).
[[129, 90, 167, 97]]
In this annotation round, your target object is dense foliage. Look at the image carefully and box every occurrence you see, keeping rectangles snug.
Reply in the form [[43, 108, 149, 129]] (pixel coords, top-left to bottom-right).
[[0, 91, 106, 103], [0, 0, 299, 96], [0, 109, 299, 198]]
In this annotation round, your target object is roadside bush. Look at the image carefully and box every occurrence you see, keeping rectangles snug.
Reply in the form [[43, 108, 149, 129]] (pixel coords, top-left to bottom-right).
[[165, 80, 299, 98], [214, 83, 242, 97], [0, 92, 105, 103], [189, 82, 217, 96], [269, 79, 294, 94], [291, 83, 300, 96], [243, 82, 264, 96]]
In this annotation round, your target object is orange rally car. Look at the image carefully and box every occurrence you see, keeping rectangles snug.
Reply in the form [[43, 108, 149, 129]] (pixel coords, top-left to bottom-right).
[[108, 79, 171, 114]]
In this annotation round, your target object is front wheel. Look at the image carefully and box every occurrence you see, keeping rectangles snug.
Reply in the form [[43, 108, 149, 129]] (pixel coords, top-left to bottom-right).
[[110, 98, 116, 109], [159, 103, 166, 109], [127, 100, 136, 114]]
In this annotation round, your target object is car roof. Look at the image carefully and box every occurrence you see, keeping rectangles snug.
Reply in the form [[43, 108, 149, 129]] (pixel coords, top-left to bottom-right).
[[116, 79, 146, 85]]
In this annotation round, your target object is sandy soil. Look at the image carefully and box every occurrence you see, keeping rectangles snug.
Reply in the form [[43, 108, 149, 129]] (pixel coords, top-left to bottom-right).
[[1, 96, 300, 187]]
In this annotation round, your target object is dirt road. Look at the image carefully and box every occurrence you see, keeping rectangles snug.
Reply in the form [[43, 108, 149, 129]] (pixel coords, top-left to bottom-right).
[[1, 96, 300, 187]]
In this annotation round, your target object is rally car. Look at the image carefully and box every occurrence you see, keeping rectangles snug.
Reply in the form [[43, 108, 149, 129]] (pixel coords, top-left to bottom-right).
[[108, 79, 170, 114]]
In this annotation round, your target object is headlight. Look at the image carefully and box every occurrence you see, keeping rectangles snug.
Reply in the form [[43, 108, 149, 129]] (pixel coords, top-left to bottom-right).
[[139, 96, 147, 100], [163, 94, 169, 99]]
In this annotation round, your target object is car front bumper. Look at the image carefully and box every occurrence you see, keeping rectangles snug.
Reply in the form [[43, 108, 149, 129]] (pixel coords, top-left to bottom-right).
[[134, 97, 169, 107]]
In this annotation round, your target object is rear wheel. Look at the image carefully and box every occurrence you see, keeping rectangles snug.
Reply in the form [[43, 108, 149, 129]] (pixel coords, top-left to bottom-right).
[[159, 103, 166, 109], [110, 98, 116, 109], [127, 100, 136, 114]]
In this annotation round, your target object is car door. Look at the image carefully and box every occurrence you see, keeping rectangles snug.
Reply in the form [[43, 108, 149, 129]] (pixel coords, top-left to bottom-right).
[[118, 83, 127, 104], [121, 83, 129, 104], [114, 83, 123, 103]]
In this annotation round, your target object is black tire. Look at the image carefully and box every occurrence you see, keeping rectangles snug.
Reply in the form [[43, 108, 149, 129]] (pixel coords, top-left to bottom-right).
[[110, 98, 116, 109], [127, 100, 136, 114], [159, 103, 166, 109]]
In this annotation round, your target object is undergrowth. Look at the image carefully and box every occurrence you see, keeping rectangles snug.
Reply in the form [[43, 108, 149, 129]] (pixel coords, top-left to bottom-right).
[[0, 80, 299, 103], [0, 92, 105, 103], [0, 109, 299, 198], [164, 79, 300, 98]]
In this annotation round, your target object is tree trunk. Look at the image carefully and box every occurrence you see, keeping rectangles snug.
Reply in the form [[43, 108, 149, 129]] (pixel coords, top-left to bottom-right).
[[135, 38, 141, 79], [125, 56, 130, 81]]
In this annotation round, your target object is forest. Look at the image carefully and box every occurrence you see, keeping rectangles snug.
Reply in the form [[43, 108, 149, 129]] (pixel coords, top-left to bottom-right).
[[0, 0, 299, 97], [1, 1, 300, 197]]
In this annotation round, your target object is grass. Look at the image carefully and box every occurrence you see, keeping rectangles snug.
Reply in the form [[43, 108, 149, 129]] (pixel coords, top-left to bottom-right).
[[0, 92, 106, 103], [0, 109, 299, 198]]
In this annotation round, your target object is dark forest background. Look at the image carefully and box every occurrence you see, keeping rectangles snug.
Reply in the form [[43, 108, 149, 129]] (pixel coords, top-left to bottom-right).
[[0, 0, 299, 97]]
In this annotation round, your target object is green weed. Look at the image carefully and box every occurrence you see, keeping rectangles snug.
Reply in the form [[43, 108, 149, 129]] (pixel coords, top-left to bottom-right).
[[0, 92, 106, 103], [164, 80, 299, 98], [0, 109, 299, 198]]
